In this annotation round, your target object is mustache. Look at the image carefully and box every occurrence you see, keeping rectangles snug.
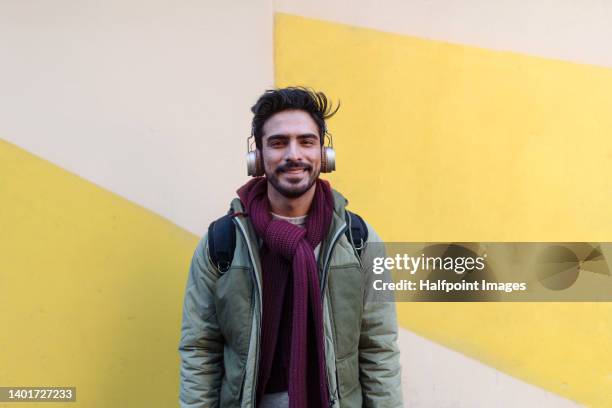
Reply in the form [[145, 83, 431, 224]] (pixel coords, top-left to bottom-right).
[[276, 162, 312, 173]]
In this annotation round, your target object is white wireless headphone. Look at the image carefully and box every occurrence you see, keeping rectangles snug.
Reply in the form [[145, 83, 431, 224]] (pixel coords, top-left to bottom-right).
[[246, 132, 336, 177]]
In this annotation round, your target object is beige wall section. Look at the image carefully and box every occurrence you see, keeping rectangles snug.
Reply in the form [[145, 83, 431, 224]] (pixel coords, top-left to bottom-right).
[[398, 327, 581, 407], [275, 0, 612, 68], [0, 0, 273, 235]]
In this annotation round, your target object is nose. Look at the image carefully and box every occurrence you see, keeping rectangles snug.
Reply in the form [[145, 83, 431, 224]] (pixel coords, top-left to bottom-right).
[[284, 139, 301, 162]]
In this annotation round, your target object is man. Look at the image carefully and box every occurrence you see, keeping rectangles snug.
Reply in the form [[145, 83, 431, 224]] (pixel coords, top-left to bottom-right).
[[179, 87, 402, 408]]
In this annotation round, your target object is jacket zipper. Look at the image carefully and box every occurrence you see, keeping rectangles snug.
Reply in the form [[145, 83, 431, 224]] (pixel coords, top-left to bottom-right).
[[233, 218, 263, 408], [320, 223, 347, 407], [320, 224, 347, 295]]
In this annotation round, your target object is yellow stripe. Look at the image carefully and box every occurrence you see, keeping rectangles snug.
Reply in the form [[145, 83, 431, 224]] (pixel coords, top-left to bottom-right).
[[275, 13, 612, 406], [0, 139, 198, 406]]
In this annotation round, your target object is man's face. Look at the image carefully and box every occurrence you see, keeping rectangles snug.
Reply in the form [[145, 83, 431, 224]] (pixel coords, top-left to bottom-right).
[[260, 109, 322, 199]]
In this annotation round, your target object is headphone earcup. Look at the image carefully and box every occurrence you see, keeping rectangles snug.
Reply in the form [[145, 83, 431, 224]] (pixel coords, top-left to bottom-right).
[[246, 150, 264, 177], [321, 147, 336, 173]]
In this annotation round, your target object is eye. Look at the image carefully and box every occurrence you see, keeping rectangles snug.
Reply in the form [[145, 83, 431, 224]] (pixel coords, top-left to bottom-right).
[[269, 139, 285, 148]]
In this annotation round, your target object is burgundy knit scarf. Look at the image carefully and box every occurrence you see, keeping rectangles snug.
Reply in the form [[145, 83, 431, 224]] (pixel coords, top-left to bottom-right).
[[237, 177, 333, 408]]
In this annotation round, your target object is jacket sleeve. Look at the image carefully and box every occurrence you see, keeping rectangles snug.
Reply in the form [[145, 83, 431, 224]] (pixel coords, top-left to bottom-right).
[[358, 224, 404, 408], [179, 234, 224, 408]]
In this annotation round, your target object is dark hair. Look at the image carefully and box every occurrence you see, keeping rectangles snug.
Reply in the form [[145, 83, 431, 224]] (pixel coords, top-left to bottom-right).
[[251, 87, 339, 149]]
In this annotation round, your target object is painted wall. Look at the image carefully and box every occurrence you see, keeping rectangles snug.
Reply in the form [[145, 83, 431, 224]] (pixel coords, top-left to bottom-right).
[[2, 1, 611, 406], [1, 1, 271, 406], [274, 13, 612, 407], [0, 0, 273, 235], [276, 0, 612, 67]]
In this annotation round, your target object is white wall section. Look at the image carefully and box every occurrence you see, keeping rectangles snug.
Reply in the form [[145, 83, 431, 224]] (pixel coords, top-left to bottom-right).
[[276, 0, 612, 68], [398, 328, 582, 407], [1, 0, 273, 234]]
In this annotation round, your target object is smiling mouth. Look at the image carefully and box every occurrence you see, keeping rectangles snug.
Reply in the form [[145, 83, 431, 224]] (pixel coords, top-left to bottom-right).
[[283, 168, 307, 174]]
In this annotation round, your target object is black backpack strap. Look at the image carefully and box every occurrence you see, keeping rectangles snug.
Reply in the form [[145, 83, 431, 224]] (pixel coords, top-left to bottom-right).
[[345, 211, 369, 257], [207, 212, 236, 273]]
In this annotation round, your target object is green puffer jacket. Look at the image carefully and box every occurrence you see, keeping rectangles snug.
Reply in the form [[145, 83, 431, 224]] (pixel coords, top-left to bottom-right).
[[179, 189, 403, 407]]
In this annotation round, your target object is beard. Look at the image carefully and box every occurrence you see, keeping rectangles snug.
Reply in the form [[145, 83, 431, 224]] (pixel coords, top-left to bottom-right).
[[266, 160, 320, 199]]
